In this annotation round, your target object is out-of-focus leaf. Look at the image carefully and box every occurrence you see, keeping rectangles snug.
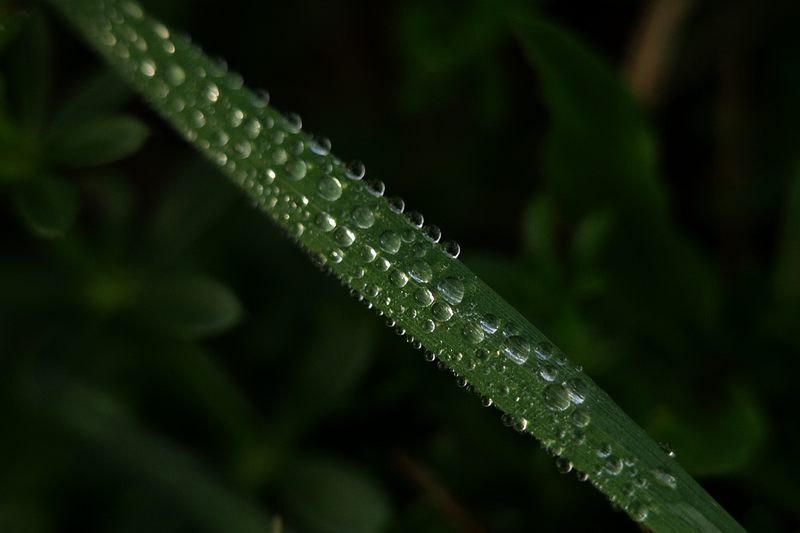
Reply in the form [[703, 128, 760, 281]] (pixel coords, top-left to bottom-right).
[[46, 382, 274, 533], [47, 70, 132, 134], [650, 385, 766, 477], [774, 163, 800, 303], [521, 195, 560, 277], [283, 455, 391, 533], [48, 115, 148, 167], [276, 306, 375, 435], [0, 5, 28, 52], [14, 175, 79, 238], [511, 13, 664, 222], [6, 8, 50, 133], [137, 275, 243, 339], [0, 113, 36, 184]]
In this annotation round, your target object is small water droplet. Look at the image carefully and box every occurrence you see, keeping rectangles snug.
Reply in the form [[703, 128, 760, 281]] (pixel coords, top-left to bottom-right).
[[310, 135, 331, 155], [659, 442, 677, 459], [539, 364, 558, 382], [359, 245, 377, 263], [534, 341, 553, 360], [334, 226, 356, 247], [315, 212, 336, 232], [431, 302, 453, 321], [286, 159, 307, 180], [596, 443, 612, 458], [442, 240, 460, 258], [346, 160, 366, 180], [389, 270, 408, 288], [272, 148, 288, 165], [405, 211, 424, 228], [350, 206, 375, 229], [204, 82, 220, 103], [479, 314, 500, 334], [244, 118, 261, 138], [375, 257, 391, 271], [543, 384, 571, 411], [653, 467, 677, 489], [317, 176, 343, 201], [140, 58, 156, 77], [481, 396, 493, 407], [628, 502, 649, 523], [379, 231, 402, 254], [423, 225, 441, 243], [415, 288, 434, 307], [408, 261, 433, 283], [166, 64, 185, 85], [437, 277, 464, 306], [564, 378, 588, 404], [329, 249, 344, 264], [513, 417, 529, 432], [605, 455, 624, 476], [462, 323, 485, 344], [388, 197, 405, 213], [423, 319, 436, 333], [366, 180, 385, 197], [556, 457, 573, 474], [501, 336, 530, 364], [285, 112, 302, 132]]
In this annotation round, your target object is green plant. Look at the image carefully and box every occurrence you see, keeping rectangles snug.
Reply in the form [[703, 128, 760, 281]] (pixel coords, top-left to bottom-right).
[[40, 0, 746, 530]]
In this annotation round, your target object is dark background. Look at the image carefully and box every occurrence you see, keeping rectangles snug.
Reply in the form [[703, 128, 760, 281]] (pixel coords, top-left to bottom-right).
[[1, 0, 800, 531]]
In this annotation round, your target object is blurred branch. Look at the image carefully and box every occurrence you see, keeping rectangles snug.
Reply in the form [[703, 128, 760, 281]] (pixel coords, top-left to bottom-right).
[[624, 0, 696, 108]]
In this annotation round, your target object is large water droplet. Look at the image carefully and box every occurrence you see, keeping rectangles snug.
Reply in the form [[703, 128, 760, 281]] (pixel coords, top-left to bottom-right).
[[539, 364, 558, 382], [423, 225, 441, 243], [285, 112, 302, 132], [543, 384, 571, 411], [379, 231, 401, 254], [366, 180, 385, 197], [534, 341, 553, 360], [351, 206, 375, 229], [388, 197, 405, 213], [405, 211, 424, 228], [437, 277, 464, 306], [408, 261, 433, 284], [359, 245, 377, 263], [442, 240, 460, 258], [501, 336, 530, 364], [286, 159, 306, 180], [479, 314, 500, 334], [318, 176, 343, 201], [564, 378, 588, 404]]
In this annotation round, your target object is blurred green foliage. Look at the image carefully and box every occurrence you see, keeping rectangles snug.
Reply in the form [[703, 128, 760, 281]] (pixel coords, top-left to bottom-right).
[[1, 0, 799, 531]]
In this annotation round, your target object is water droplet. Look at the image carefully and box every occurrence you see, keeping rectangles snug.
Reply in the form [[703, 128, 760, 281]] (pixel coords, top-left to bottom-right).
[[285, 112, 302, 132], [388, 196, 405, 213], [659, 442, 677, 459], [204, 82, 220, 103], [359, 245, 377, 263], [315, 212, 336, 232], [213, 131, 229, 147], [543, 384, 571, 411], [405, 211, 424, 228], [346, 160, 365, 180], [653, 467, 677, 489], [252, 89, 270, 108], [152, 21, 169, 39], [140, 58, 156, 77], [479, 314, 500, 334], [317, 176, 343, 201], [442, 240, 460, 258], [501, 336, 530, 364], [122, 1, 145, 19], [513, 417, 529, 432], [166, 64, 185, 85], [286, 159, 307, 180], [423, 319, 436, 333], [411, 243, 428, 258], [481, 396, 493, 407], [244, 118, 262, 138], [379, 231, 401, 254], [556, 458, 573, 474], [462, 323, 485, 344], [628, 502, 649, 523], [534, 341, 553, 360], [366, 180, 385, 197], [408, 261, 433, 284], [350, 206, 375, 229], [415, 288, 434, 307], [423, 225, 441, 243], [272, 149, 288, 165], [596, 443, 612, 458], [539, 364, 558, 382], [329, 249, 344, 263], [431, 302, 453, 321], [334, 226, 355, 247], [235, 141, 252, 158], [310, 135, 331, 155], [605, 455, 624, 476], [437, 277, 464, 306], [564, 378, 588, 404], [389, 270, 408, 288]]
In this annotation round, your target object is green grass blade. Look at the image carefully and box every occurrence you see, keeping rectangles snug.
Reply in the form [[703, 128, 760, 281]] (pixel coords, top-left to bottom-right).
[[46, 1, 745, 530]]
